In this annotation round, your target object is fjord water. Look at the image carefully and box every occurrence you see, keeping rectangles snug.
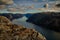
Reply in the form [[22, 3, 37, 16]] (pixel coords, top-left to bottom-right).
[[12, 17, 60, 40]]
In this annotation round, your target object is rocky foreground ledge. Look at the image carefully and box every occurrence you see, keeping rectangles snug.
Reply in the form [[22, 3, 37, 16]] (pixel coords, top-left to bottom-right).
[[0, 16, 46, 40]]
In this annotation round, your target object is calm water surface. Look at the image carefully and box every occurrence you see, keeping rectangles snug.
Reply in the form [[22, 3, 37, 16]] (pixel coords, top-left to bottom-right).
[[12, 19, 60, 40]]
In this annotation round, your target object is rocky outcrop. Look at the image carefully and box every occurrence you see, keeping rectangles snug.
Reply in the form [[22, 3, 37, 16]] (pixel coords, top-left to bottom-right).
[[27, 12, 60, 32], [0, 16, 12, 24], [0, 16, 46, 40]]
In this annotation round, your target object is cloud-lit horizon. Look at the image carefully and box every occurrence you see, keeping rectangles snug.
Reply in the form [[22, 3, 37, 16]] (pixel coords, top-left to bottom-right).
[[0, 0, 60, 13]]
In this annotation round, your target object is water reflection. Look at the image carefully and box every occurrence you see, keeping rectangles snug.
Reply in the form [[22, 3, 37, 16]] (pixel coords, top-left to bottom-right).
[[12, 19, 60, 40]]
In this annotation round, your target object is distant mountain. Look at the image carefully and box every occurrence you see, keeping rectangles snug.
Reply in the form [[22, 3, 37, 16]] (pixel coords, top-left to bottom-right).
[[24, 13, 33, 18], [0, 13, 23, 20], [0, 13, 33, 21]]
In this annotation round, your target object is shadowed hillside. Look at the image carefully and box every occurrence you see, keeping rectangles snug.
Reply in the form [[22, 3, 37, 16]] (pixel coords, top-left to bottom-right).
[[27, 12, 60, 32], [0, 13, 24, 20], [0, 13, 33, 21]]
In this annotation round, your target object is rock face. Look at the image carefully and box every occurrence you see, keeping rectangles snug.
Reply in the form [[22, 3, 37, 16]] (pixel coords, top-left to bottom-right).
[[0, 16, 12, 24], [27, 12, 60, 32], [0, 16, 46, 40]]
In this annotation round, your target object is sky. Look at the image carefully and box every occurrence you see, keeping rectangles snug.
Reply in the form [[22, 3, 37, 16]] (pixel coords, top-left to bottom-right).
[[0, 0, 60, 13]]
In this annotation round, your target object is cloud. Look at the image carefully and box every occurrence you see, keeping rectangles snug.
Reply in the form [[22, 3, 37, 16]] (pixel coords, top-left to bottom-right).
[[7, 7, 25, 12], [7, 8, 17, 12], [0, 5, 6, 9], [0, 0, 14, 9], [0, 0, 14, 5]]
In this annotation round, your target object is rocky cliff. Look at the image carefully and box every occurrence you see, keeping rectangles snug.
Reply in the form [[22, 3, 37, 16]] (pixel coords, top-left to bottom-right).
[[0, 16, 46, 40]]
